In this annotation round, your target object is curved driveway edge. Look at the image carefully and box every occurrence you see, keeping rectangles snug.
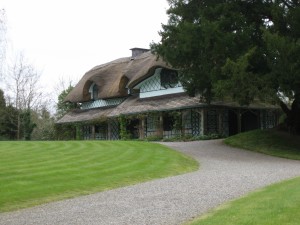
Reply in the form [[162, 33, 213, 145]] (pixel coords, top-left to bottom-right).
[[1, 140, 300, 225]]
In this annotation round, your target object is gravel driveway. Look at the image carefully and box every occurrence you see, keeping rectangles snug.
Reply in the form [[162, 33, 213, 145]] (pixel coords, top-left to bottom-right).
[[1, 140, 300, 225]]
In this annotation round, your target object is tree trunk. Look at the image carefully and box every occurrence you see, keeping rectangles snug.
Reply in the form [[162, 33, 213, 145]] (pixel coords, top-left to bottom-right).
[[17, 112, 20, 140]]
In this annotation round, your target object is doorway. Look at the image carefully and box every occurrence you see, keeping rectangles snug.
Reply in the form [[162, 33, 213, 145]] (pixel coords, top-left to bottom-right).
[[241, 110, 260, 132], [228, 110, 238, 136]]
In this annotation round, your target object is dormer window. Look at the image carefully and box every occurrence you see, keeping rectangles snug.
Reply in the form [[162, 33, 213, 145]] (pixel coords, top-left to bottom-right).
[[160, 69, 178, 89], [89, 83, 99, 100]]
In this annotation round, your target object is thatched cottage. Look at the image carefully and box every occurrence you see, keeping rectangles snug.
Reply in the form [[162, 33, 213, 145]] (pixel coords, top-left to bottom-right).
[[58, 48, 279, 140]]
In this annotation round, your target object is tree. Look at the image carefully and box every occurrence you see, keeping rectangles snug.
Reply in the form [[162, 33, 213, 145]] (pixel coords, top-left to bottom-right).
[[19, 109, 36, 140], [5, 53, 43, 139], [0, 88, 5, 107], [152, 0, 300, 132], [0, 89, 6, 139], [56, 85, 77, 119], [0, 88, 18, 140], [4, 105, 18, 139], [31, 107, 55, 140], [6, 53, 42, 110], [54, 85, 79, 140]]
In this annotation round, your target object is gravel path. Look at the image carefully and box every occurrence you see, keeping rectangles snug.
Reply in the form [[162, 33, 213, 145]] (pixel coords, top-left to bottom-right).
[[1, 140, 300, 225]]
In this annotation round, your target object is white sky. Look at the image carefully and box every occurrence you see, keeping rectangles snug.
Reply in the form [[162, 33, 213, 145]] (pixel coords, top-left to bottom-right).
[[0, 0, 169, 95]]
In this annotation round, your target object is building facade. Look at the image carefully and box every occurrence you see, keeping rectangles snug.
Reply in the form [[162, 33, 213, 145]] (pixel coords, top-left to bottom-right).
[[57, 48, 279, 140]]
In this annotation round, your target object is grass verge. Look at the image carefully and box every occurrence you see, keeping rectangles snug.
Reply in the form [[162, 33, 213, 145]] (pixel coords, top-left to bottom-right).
[[224, 129, 300, 160], [188, 177, 300, 225], [187, 129, 300, 225], [0, 141, 198, 212]]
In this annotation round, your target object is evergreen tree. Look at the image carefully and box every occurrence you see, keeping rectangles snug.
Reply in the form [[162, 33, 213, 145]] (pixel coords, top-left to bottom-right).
[[0, 89, 6, 139], [20, 109, 36, 140], [152, 0, 300, 132], [0, 89, 18, 140], [56, 85, 77, 119], [4, 105, 18, 139], [55, 85, 78, 140]]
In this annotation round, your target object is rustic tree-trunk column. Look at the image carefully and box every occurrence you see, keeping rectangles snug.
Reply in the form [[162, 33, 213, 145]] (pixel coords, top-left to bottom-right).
[[181, 111, 187, 136], [139, 118, 145, 139], [259, 110, 264, 129], [237, 109, 242, 133], [218, 110, 223, 135], [257, 111, 260, 129], [91, 125, 95, 140], [157, 113, 163, 138], [107, 121, 111, 140], [202, 109, 207, 135], [259, 110, 263, 129], [75, 125, 81, 140]]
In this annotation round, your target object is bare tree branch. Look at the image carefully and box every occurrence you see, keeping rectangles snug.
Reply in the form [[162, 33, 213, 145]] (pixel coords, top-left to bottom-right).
[[5, 52, 44, 139], [6, 52, 43, 110]]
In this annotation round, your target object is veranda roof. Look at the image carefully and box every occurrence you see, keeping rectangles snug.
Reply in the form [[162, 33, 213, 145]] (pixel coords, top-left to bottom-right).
[[57, 93, 279, 124], [57, 107, 114, 124]]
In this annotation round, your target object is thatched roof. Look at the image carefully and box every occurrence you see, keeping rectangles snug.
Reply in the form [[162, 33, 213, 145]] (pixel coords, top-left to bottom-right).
[[124, 51, 173, 88], [64, 51, 171, 103]]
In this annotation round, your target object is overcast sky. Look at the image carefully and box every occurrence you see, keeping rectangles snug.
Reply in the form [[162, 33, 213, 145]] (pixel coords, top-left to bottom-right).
[[1, 0, 169, 94]]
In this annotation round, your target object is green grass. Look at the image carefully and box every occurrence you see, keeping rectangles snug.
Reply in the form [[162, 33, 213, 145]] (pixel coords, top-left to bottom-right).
[[188, 177, 300, 225], [0, 141, 198, 212], [224, 129, 300, 160], [187, 129, 300, 225]]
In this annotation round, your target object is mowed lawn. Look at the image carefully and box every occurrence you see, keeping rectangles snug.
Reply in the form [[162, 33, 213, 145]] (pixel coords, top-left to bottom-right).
[[0, 141, 198, 212], [188, 176, 300, 225]]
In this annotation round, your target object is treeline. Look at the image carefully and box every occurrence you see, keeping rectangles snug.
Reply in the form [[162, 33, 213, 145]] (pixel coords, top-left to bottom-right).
[[0, 54, 77, 141], [0, 9, 78, 141], [0, 88, 54, 140], [0, 87, 78, 141]]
